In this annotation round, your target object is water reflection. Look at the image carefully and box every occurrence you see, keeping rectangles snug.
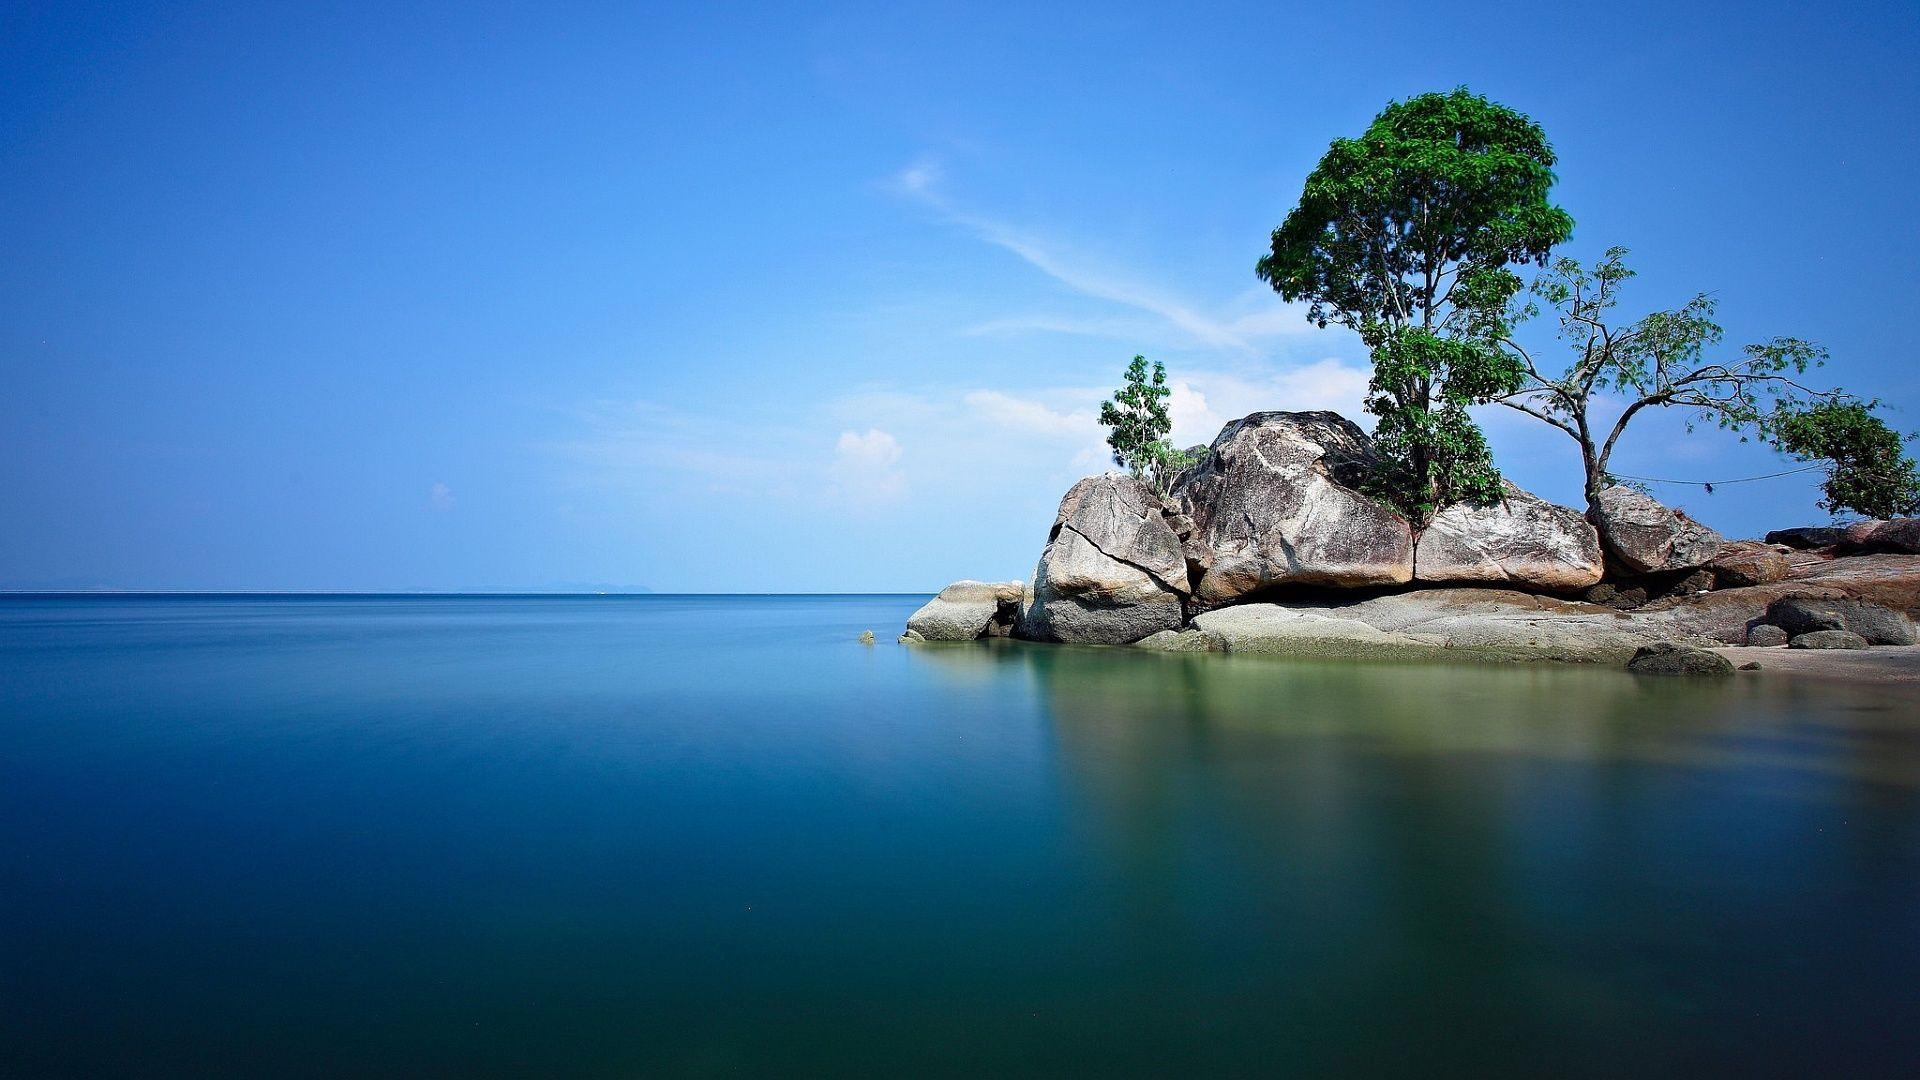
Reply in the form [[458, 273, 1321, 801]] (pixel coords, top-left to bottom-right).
[[909, 642, 1920, 1073]]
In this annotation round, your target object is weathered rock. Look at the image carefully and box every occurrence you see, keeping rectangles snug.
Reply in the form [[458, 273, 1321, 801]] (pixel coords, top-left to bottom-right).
[[904, 580, 1024, 641], [898, 628, 926, 643], [1852, 519, 1920, 555], [1589, 485, 1725, 575], [1414, 480, 1603, 592], [1133, 627, 1225, 653], [1765, 526, 1846, 549], [1627, 554, 1920, 644], [1789, 630, 1869, 650], [1841, 520, 1887, 547], [1189, 588, 1713, 665], [1738, 661, 1763, 671], [1627, 642, 1735, 676], [1765, 596, 1915, 645], [1745, 624, 1789, 648], [1174, 412, 1413, 602], [1017, 474, 1188, 645], [1708, 541, 1792, 588], [858, 630, 875, 645]]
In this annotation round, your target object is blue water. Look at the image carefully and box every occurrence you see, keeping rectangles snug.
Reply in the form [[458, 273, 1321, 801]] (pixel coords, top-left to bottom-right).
[[2, 595, 1917, 1077]]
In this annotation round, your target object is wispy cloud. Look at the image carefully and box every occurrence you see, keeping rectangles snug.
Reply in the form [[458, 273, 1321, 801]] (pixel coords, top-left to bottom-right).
[[888, 155, 1324, 353]]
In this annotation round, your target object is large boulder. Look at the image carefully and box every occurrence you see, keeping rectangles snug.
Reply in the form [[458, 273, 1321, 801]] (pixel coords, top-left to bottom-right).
[[1842, 518, 1920, 555], [1707, 541, 1792, 588], [1589, 485, 1726, 575], [1414, 480, 1603, 593], [904, 580, 1023, 641], [1764, 596, 1915, 645], [1174, 412, 1413, 602], [1016, 474, 1188, 645]]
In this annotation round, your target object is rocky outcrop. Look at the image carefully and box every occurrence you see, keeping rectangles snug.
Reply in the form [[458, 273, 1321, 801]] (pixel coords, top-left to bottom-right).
[[905, 580, 1023, 641], [1016, 474, 1188, 645], [1765, 596, 1915, 646], [1841, 518, 1920, 555], [1174, 412, 1413, 602], [1189, 588, 1715, 664], [1707, 541, 1792, 588], [1627, 642, 1735, 676], [1414, 480, 1603, 592], [1589, 485, 1725, 574]]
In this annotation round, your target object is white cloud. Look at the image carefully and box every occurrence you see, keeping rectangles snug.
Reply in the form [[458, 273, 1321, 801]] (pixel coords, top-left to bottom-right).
[[887, 157, 1327, 353], [962, 390, 1099, 439], [830, 428, 908, 505], [427, 482, 456, 511]]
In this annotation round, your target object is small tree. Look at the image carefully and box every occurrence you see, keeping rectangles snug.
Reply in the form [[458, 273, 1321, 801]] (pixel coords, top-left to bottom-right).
[[1258, 88, 1574, 523], [1494, 247, 1920, 518], [1099, 356, 1196, 497]]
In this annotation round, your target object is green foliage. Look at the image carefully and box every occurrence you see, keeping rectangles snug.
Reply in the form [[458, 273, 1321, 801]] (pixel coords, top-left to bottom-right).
[[1497, 247, 1860, 511], [1258, 88, 1572, 521], [1771, 400, 1920, 519], [1098, 356, 1198, 497]]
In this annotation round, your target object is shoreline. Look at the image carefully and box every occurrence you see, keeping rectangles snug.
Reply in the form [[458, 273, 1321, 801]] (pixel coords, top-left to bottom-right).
[[1712, 645, 1920, 687]]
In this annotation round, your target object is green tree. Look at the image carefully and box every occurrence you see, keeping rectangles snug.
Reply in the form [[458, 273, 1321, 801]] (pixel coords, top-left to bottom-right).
[[1098, 356, 1196, 497], [1771, 400, 1920, 519], [1492, 247, 1920, 519], [1258, 88, 1573, 523]]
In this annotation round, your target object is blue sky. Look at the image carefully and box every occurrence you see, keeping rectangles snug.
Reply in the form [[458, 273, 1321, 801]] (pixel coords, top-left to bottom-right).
[[3, 1, 1916, 591]]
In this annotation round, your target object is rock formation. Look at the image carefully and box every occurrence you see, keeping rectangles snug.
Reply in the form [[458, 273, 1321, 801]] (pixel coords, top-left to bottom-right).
[[904, 580, 1023, 641], [1016, 474, 1188, 645], [1588, 484, 1726, 574], [1173, 412, 1413, 602], [1413, 480, 1603, 592]]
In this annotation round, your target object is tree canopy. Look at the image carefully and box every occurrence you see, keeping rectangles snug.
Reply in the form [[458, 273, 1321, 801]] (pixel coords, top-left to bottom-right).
[[1259, 88, 1573, 522]]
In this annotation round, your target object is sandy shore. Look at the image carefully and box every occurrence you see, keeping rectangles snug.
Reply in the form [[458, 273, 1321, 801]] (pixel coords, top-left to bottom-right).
[[1713, 645, 1920, 687]]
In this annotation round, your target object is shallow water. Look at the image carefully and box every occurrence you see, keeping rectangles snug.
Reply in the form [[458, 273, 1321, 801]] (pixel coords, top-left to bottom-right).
[[2, 595, 1917, 1077]]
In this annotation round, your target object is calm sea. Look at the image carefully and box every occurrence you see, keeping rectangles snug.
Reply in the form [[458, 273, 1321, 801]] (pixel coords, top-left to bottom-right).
[[2, 594, 1917, 1077]]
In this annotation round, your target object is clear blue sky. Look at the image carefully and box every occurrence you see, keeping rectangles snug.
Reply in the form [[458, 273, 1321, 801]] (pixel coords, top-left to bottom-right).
[[4, 1, 1916, 591]]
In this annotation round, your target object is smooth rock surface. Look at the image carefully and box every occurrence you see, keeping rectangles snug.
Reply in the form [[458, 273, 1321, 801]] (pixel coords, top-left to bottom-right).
[[1190, 588, 1712, 664], [1414, 480, 1603, 592], [1789, 630, 1870, 650], [1628, 642, 1735, 676], [1174, 412, 1413, 602], [1589, 485, 1725, 574], [1017, 474, 1188, 645], [904, 580, 1024, 641]]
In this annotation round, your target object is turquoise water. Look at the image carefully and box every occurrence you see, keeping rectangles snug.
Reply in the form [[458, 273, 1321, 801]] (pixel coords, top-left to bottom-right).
[[2, 594, 1917, 1077]]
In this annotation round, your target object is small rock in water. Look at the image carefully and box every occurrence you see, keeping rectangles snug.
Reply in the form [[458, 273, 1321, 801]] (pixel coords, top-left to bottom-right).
[[1788, 629, 1869, 650], [1626, 642, 1735, 676], [897, 628, 925, 644], [858, 630, 875, 645], [1738, 661, 1763, 671]]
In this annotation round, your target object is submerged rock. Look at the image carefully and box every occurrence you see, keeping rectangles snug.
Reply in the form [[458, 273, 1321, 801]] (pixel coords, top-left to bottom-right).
[[1589, 485, 1725, 575], [1627, 642, 1735, 676], [1174, 412, 1413, 602], [1017, 474, 1188, 645], [905, 580, 1023, 641], [1414, 480, 1603, 593]]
